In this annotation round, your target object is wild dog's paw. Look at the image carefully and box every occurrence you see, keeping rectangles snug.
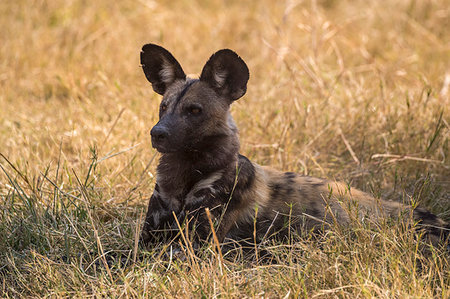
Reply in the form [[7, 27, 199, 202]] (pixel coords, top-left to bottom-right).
[[138, 230, 151, 249]]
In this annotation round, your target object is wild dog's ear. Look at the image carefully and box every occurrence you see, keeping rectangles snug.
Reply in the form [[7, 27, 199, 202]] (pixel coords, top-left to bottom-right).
[[140, 44, 186, 95], [200, 49, 249, 102]]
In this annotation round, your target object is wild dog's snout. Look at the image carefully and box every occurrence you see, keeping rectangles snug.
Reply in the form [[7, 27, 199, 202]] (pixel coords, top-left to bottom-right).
[[150, 124, 169, 150], [150, 125, 168, 141]]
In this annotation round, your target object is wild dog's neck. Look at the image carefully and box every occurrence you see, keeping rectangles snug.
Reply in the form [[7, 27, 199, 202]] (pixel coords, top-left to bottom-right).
[[156, 132, 240, 194], [159, 134, 239, 173]]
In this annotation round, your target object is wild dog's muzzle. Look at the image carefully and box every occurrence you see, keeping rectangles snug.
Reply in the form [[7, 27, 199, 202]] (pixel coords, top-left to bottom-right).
[[150, 123, 171, 152]]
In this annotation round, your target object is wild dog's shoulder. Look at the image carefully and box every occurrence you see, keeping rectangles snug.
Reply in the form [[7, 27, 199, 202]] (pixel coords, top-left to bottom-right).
[[236, 154, 255, 188], [236, 155, 275, 197]]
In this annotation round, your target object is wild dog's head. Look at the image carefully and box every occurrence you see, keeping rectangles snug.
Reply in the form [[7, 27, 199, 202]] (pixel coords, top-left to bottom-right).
[[141, 44, 249, 154]]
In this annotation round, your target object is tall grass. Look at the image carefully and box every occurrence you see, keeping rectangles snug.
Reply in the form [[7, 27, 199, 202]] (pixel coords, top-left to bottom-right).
[[0, 0, 449, 297]]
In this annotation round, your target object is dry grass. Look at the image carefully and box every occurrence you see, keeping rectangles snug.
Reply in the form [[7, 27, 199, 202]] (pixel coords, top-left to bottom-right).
[[0, 0, 449, 297]]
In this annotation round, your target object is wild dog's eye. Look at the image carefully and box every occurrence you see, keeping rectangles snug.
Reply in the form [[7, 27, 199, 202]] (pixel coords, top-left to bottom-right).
[[160, 103, 167, 111], [188, 105, 202, 115]]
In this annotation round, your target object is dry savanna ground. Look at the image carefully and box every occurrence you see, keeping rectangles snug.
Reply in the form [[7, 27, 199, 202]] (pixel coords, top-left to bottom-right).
[[1, 0, 449, 297]]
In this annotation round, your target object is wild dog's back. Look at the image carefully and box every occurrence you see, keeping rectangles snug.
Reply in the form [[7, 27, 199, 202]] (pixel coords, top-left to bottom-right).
[[227, 158, 448, 245]]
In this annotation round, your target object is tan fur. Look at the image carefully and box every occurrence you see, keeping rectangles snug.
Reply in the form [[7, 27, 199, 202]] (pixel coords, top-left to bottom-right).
[[239, 162, 445, 234]]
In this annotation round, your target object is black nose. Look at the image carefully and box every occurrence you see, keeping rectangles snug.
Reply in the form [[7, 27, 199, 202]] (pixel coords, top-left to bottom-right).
[[150, 126, 168, 142]]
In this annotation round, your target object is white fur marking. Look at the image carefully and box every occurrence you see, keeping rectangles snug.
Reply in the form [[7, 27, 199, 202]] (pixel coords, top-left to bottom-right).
[[159, 60, 174, 83], [194, 170, 223, 191], [227, 113, 238, 133], [213, 70, 227, 88], [152, 211, 160, 226], [185, 170, 224, 206]]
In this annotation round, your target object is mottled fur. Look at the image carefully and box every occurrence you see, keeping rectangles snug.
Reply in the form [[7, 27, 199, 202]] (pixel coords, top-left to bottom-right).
[[139, 44, 448, 248]]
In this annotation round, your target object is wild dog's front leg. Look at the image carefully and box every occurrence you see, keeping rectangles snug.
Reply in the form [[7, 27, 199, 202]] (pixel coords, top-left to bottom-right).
[[140, 185, 180, 247], [183, 189, 231, 244]]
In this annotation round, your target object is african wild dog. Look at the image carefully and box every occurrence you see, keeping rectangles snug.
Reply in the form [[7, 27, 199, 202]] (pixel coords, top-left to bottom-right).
[[139, 44, 448, 250]]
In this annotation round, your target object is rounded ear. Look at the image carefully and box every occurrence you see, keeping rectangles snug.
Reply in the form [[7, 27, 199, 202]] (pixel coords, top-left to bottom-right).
[[200, 49, 249, 102], [141, 44, 186, 95]]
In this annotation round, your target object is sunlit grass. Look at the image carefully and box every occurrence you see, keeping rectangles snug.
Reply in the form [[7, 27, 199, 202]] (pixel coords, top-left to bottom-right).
[[0, 0, 449, 297]]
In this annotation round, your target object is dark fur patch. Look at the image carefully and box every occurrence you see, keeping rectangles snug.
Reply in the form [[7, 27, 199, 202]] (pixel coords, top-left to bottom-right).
[[310, 182, 325, 188], [193, 189, 211, 198], [237, 155, 256, 190], [154, 194, 170, 211], [305, 177, 326, 188], [284, 172, 297, 179], [285, 186, 294, 195], [151, 194, 163, 209], [146, 195, 172, 228], [268, 182, 295, 201], [414, 207, 439, 225], [173, 79, 199, 109], [414, 208, 440, 232], [269, 183, 282, 197], [284, 172, 296, 185]]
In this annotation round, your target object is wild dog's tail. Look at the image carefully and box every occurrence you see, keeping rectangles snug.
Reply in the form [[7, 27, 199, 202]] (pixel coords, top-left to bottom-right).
[[413, 207, 449, 249], [321, 181, 449, 248]]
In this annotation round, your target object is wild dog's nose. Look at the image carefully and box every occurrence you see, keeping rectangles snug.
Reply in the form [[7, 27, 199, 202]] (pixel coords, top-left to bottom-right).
[[150, 126, 168, 142]]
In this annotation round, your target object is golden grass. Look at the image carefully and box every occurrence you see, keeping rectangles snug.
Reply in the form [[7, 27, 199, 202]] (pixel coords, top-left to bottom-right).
[[0, 0, 449, 297]]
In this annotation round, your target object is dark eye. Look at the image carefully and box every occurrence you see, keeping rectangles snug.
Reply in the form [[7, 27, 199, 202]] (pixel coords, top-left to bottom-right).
[[160, 103, 167, 111], [188, 105, 202, 115]]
